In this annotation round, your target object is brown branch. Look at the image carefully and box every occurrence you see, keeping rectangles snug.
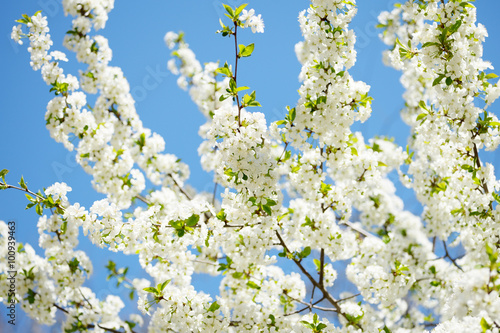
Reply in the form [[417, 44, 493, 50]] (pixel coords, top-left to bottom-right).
[[319, 248, 325, 287], [274, 231, 363, 329], [232, 22, 243, 128], [473, 142, 489, 194], [212, 182, 218, 206], [134, 194, 151, 205], [276, 142, 289, 164]]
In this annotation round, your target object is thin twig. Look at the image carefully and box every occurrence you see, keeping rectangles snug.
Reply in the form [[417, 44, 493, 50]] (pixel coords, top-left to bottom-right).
[[339, 220, 373, 239], [212, 182, 218, 206], [319, 248, 325, 287], [274, 231, 363, 329]]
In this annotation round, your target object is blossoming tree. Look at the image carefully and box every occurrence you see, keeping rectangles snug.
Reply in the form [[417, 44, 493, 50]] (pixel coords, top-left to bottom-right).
[[2, 0, 500, 332]]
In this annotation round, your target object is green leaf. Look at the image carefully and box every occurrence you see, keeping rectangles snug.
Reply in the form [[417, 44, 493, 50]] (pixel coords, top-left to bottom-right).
[[461, 164, 474, 172], [235, 86, 250, 92], [25, 289, 36, 304], [459, 2, 475, 8], [159, 279, 171, 291], [215, 65, 232, 77], [382, 234, 391, 244], [185, 214, 200, 227], [300, 321, 314, 329], [485, 73, 499, 80], [492, 192, 500, 204], [381, 325, 392, 333], [222, 4, 234, 18], [317, 323, 327, 330], [439, 26, 448, 44], [19, 176, 27, 190], [143, 287, 158, 294], [216, 209, 227, 221], [418, 100, 427, 110], [320, 182, 331, 196], [261, 204, 272, 216], [313, 258, 322, 271], [137, 132, 146, 148], [125, 320, 137, 329], [25, 202, 36, 210], [90, 41, 98, 53], [229, 78, 237, 93], [485, 243, 498, 264], [266, 198, 277, 206], [445, 77, 453, 86], [208, 301, 220, 312], [15, 18, 29, 24], [246, 280, 261, 290], [432, 74, 446, 86], [422, 42, 438, 48], [240, 43, 254, 57], [35, 204, 43, 216], [0, 169, 9, 183], [480, 317, 491, 332], [68, 257, 80, 274], [449, 20, 462, 34], [416, 113, 428, 122], [300, 246, 311, 258], [290, 107, 296, 122], [234, 3, 248, 17]]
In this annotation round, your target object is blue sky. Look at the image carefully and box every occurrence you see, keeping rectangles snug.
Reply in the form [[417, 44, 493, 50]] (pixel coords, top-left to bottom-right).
[[1, 1, 500, 331]]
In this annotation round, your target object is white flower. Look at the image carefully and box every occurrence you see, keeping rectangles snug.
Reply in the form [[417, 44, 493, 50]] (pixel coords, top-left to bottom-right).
[[164, 31, 179, 49], [11, 24, 23, 44], [239, 9, 255, 23], [49, 50, 68, 62], [248, 14, 265, 33], [240, 8, 265, 33], [45, 182, 72, 201]]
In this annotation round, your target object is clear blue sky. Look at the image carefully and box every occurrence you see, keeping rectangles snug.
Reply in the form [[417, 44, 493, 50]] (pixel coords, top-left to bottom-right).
[[1, 1, 500, 331]]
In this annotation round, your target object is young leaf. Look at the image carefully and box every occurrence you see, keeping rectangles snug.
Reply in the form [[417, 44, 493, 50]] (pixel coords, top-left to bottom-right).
[[300, 246, 311, 258], [0, 169, 8, 183], [485, 73, 499, 79], [246, 281, 261, 289], [416, 113, 427, 122], [159, 279, 171, 291], [35, 204, 43, 216], [240, 43, 254, 57], [19, 176, 27, 190], [234, 4, 248, 17], [222, 4, 234, 18], [432, 74, 446, 86], [208, 301, 220, 312], [143, 287, 158, 294], [185, 214, 200, 227]]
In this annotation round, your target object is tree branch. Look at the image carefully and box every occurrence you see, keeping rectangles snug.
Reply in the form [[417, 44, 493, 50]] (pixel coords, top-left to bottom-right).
[[275, 231, 363, 329]]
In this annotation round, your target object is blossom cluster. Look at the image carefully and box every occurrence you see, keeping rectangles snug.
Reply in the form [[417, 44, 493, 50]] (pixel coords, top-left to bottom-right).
[[2, 0, 500, 332]]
